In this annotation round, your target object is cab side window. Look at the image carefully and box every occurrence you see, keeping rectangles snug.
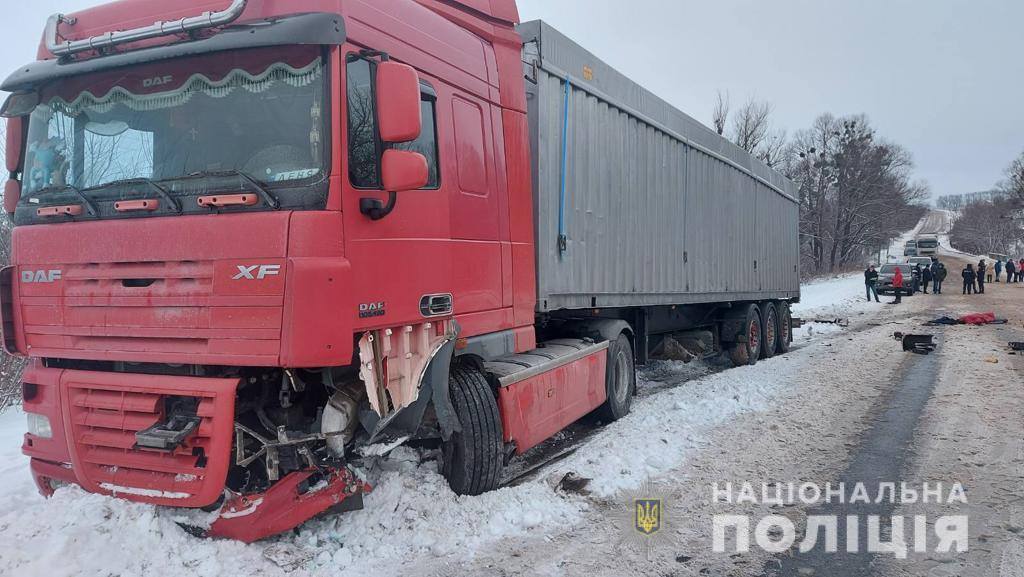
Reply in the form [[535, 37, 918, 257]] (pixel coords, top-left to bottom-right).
[[346, 56, 440, 189]]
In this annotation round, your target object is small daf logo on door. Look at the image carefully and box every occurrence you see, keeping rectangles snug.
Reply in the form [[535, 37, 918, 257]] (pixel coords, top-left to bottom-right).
[[21, 269, 62, 283], [232, 264, 281, 280], [359, 302, 386, 318]]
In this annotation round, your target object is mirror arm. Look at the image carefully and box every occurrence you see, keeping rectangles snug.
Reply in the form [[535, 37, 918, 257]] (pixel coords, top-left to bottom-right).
[[359, 192, 398, 221]]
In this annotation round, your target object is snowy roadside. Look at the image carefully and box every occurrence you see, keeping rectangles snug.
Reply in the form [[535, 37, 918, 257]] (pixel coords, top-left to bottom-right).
[[0, 265, 889, 577]]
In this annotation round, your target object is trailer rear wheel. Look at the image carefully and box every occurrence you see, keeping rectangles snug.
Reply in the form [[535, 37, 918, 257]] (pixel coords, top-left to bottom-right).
[[728, 305, 761, 367], [759, 302, 779, 359], [441, 366, 503, 496], [596, 333, 635, 421], [776, 302, 792, 354]]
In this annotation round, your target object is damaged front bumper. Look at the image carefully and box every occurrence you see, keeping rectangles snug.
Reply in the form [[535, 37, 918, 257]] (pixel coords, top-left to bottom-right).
[[205, 466, 369, 543]]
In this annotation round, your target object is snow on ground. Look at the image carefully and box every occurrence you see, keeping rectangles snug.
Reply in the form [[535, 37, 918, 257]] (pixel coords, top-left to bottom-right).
[[0, 226, 933, 577], [0, 267, 879, 577]]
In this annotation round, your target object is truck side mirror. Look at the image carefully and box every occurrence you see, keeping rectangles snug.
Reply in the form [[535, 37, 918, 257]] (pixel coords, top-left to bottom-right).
[[375, 61, 421, 143], [381, 149, 428, 192], [4, 116, 23, 214], [4, 180, 21, 215]]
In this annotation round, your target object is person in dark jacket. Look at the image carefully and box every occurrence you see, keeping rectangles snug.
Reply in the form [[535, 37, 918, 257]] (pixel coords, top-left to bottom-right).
[[977, 260, 987, 294], [934, 263, 947, 294], [1007, 259, 1017, 283], [921, 265, 933, 294], [911, 264, 922, 293], [864, 265, 880, 302], [994, 259, 1003, 282], [962, 264, 976, 295]]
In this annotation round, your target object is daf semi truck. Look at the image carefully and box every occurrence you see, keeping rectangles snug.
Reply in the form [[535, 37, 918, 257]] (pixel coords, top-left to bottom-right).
[[0, 0, 799, 541]]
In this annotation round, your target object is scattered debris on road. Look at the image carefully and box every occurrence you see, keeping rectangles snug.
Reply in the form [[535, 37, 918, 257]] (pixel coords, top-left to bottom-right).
[[924, 312, 1008, 326], [555, 472, 592, 496], [808, 318, 850, 327], [894, 332, 937, 354]]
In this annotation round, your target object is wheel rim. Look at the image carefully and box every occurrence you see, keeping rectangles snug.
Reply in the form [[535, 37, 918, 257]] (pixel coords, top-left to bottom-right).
[[765, 309, 777, 351], [748, 319, 760, 353], [614, 349, 631, 404]]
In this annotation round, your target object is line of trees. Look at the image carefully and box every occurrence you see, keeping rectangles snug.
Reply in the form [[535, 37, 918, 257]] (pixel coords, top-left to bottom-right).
[[714, 93, 927, 276], [947, 151, 1024, 257]]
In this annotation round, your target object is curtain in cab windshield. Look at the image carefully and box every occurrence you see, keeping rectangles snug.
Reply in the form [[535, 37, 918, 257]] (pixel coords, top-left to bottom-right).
[[23, 52, 325, 197]]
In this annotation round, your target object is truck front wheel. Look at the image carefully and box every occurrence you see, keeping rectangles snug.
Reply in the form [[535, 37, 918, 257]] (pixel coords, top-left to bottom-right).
[[596, 333, 635, 421], [441, 366, 504, 496]]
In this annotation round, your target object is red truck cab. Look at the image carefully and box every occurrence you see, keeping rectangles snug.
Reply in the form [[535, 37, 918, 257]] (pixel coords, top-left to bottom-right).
[[1, 0, 625, 542]]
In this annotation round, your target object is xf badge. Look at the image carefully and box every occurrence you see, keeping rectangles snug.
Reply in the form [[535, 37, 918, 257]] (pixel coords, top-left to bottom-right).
[[232, 264, 281, 280]]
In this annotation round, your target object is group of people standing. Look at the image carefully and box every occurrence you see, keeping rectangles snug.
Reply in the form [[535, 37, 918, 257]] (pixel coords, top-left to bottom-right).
[[993, 258, 1024, 283], [863, 258, 947, 304], [961, 260, 986, 294]]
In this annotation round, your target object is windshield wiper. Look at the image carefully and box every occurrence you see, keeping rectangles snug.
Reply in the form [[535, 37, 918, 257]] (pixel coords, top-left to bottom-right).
[[117, 177, 182, 213], [33, 184, 100, 216], [183, 170, 281, 210]]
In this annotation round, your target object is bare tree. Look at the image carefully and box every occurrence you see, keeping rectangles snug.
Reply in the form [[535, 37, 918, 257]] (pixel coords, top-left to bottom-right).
[[758, 127, 788, 168], [785, 114, 927, 275], [730, 98, 773, 153], [712, 90, 729, 136], [1000, 150, 1024, 203]]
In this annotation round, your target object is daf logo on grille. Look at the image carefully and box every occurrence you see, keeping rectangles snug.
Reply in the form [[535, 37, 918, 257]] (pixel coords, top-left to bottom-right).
[[232, 264, 281, 280], [142, 75, 173, 88], [21, 269, 62, 283]]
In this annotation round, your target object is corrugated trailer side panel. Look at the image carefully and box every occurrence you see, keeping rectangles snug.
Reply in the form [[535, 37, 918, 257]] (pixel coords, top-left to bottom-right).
[[520, 20, 800, 313]]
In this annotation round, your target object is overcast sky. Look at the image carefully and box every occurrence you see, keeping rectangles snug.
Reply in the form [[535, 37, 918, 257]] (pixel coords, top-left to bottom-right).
[[4, 1, 1023, 199]]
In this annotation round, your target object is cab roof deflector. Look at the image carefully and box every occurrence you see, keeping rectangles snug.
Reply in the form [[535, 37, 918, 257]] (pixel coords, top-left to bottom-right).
[[2, 12, 345, 92]]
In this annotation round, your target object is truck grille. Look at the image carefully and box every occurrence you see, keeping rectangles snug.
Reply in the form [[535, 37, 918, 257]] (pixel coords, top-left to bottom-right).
[[18, 259, 284, 365], [62, 370, 238, 507]]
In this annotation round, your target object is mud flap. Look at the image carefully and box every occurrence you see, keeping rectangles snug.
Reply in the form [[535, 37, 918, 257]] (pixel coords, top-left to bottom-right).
[[205, 467, 368, 543]]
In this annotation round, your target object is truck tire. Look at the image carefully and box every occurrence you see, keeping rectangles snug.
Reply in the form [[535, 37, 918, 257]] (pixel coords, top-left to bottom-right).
[[596, 333, 635, 421], [728, 305, 761, 367], [441, 366, 503, 496], [759, 301, 779, 359], [776, 302, 792, 354]]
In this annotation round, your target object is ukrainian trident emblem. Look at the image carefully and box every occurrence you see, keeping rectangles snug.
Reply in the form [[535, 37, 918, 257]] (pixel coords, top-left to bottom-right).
[[634, 498, 662, 535]]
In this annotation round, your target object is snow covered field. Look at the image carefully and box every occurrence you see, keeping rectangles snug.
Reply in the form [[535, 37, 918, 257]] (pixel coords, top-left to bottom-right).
[[0, 268, 879, 577]]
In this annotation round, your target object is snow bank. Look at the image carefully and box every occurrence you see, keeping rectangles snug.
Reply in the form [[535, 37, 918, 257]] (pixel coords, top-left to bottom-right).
[[0, 323, 852, 577]]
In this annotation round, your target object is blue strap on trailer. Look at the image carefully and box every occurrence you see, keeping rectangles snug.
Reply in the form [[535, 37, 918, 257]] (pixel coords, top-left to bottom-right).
[[557, 75, 571, 256]]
